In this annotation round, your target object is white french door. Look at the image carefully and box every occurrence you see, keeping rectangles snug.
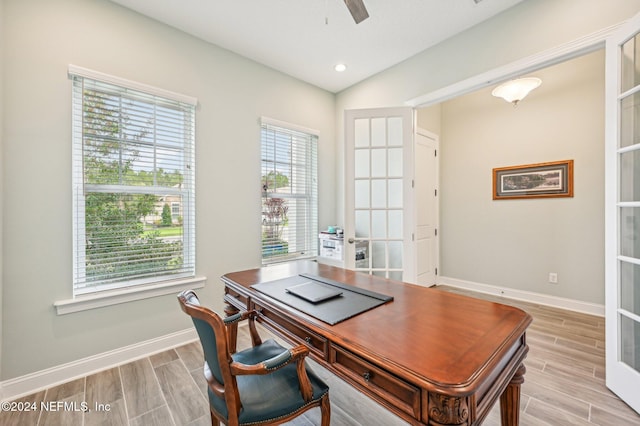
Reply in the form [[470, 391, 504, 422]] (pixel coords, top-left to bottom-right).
[[605, 11, 640, 414], [344, 107, 415, 281]]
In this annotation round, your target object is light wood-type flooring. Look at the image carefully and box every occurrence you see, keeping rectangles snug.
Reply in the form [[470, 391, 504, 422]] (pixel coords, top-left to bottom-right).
[[2, 286, 639, 425]]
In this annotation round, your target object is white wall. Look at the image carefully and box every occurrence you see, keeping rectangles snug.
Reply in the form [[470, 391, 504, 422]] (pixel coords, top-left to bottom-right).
[[1, 0, 335, 380], [417, 104, 442, 136], [336, 0, 640, 305], [439, 51, 605, 303]]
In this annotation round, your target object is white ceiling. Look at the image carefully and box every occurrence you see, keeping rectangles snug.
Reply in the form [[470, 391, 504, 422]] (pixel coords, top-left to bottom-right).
[[109, 0, 525, 93]]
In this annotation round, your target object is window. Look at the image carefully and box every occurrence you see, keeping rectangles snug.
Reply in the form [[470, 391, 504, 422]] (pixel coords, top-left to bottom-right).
[[261, 118, 318, 264], [171, 202, 181, 217], [70, 66, 196, 295]]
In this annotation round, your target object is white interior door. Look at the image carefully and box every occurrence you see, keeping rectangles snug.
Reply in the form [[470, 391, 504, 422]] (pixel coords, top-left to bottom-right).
[[345, 107, 414, 281], [414, 128, 439, 286], [605, 11, 640, 414]]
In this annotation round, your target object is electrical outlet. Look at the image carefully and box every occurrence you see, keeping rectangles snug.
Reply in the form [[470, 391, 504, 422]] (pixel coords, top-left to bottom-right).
[[548, 272, 558, 284]]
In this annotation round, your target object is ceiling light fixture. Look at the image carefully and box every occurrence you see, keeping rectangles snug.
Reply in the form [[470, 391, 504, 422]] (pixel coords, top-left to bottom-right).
[[491, 77, 542, 106], [335, 63, 347, 72]]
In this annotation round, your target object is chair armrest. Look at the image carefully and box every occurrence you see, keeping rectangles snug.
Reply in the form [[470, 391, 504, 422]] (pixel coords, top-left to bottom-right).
[[229, 344, 314, 401], [223, 309, 260, 325], [224, 310, 263, 349], [222, 311, 245, 325], [263, 349, 294, 370], [229, 344, 309, 375]]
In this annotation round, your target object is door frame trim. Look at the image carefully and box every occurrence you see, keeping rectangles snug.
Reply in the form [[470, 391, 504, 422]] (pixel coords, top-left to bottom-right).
[[405, 23, 621, 109]]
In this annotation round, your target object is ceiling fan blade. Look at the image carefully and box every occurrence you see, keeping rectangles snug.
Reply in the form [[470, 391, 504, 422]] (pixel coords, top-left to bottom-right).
[[344, 0, 369, 24]]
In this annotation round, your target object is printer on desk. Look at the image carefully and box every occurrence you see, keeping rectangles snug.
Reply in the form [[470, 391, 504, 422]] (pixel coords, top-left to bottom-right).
[[319, 231, 343, 261], [318, 228, 368, 268]]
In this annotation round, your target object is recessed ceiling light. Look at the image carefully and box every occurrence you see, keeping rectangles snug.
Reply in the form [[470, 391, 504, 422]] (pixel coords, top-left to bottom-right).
[[334, 63, 347, 72]]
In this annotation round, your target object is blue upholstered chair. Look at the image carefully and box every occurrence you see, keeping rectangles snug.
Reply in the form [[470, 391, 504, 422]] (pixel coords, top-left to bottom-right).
[[178, 290, 330, 426]]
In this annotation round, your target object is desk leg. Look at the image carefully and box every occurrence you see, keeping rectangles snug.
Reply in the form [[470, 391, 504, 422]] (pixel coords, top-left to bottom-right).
[[224, 303, 240, 354], [500, 364, 525, 426]]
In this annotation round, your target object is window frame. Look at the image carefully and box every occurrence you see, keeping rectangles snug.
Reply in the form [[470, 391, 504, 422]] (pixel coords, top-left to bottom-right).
[[69, 65, 197, 296], [260, 117, 319, 265]]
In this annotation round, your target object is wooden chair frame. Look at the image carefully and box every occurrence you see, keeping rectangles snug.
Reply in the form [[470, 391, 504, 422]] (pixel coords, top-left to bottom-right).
[[178, 290, 330, 426]]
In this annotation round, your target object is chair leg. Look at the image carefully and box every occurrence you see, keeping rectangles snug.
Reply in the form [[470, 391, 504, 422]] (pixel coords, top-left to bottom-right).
[[320, 393, 331, 426], [210, 409, 220, 426]]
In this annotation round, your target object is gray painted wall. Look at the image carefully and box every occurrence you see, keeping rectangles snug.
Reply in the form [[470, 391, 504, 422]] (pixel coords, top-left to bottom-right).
[[1, 0, 335, 380], [336, 0, 640, 305]]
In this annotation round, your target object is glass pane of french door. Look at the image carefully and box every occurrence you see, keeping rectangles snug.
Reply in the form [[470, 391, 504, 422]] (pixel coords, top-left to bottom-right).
[[605, 23, 640, 412], [345, 108, 413, 281], [353, 116, 404, 280], [608, 17, 640, 413], [618, 31, 640, 378]]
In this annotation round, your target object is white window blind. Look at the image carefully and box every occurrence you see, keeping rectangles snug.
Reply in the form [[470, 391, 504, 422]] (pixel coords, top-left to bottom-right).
[[70, 67, 196, 294], [261, 118, 318, 264]]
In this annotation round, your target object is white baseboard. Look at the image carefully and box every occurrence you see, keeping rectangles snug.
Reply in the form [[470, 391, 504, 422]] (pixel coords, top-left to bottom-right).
[[0, 328, 198, 402], [438, 276, 605, 317]]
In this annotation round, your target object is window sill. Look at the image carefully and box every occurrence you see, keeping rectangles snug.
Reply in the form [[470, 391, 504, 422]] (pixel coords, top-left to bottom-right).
[[54, 276, 206, 315]]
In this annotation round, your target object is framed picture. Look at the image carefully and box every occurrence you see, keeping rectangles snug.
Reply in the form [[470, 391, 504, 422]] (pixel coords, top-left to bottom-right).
[[493, 160, 574, 200]]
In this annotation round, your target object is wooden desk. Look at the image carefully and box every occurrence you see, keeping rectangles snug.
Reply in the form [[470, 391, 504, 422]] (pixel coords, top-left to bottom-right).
[[222, 262, 532, 426]]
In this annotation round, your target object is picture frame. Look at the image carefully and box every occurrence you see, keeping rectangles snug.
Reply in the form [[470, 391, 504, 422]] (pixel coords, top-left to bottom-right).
[[493, 160, 574, 200]]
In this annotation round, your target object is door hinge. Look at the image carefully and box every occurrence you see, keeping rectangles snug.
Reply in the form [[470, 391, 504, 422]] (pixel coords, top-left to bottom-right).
[[434, 189, 437, 196], [412, 179, 415, 188], [435, 228, 438, 236], [435, 267, 438, 275], [412, 233, 415, 241], [434, 149, 437, 157]]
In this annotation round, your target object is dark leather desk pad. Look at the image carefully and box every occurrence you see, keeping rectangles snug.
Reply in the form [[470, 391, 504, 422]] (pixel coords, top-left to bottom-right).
[[251, 273, 393, 325]]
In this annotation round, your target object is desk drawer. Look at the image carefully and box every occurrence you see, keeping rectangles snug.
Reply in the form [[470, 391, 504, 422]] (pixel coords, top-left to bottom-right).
[[224, 287, 249, 311], [254, 303, 328, 358], [330, 345, 420, 419]]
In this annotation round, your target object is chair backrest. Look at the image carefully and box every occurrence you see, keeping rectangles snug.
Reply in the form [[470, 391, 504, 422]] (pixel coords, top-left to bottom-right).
[[177, 290, 231, 386]]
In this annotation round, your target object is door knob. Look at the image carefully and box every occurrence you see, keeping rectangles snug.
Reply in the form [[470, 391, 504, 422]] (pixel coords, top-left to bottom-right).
[[348, 238, 355, 244]]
